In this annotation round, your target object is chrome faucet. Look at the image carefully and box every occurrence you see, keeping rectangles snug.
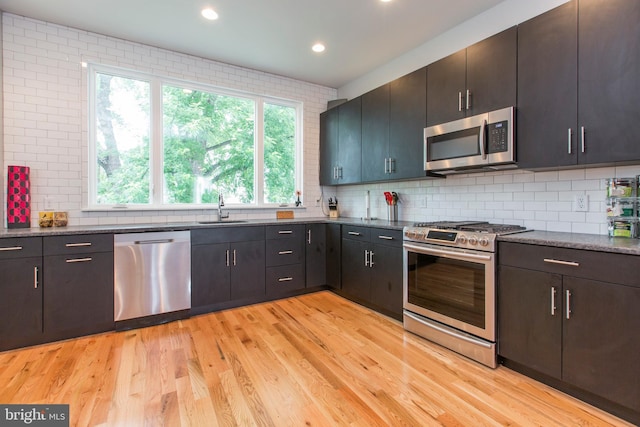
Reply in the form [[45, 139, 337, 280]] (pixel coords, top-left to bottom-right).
[[218, 193, 229, 221]]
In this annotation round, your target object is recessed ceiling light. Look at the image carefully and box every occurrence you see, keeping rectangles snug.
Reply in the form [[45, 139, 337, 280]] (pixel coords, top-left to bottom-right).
[[380, 0, 392, 2], [312, 43, 326, 53], [201, 8, 219, 20]]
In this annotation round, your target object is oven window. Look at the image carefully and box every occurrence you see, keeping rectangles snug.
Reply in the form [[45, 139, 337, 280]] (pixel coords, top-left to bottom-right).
[[407, 252, 485, 328]]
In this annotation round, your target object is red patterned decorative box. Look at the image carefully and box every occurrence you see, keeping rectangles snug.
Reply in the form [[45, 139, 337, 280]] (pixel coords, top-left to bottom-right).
[[7, 165, 31, 228]]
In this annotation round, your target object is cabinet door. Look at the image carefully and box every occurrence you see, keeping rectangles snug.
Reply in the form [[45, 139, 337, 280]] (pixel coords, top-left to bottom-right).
[[517, 1, 578, 168], [0, 257, 43, 351], [578, 0, 640, 165], [319, 107, 340, 185], [361, 84, 390, 182], [43, 252, 114, 341], [191, 243, 231, 307], [562, 277, 640, 412], [369, 243, 403, 317], [326, 223, 341, 290], [389, 67, 427, 180], [341, 238, 370, 301], [306, 223, 327, 288], [466, 26, 517, 117], [426, 49, 466, 125], [338, 97, 362, 184], [230, 240, 265, 300], [498, 265, 562, 379]]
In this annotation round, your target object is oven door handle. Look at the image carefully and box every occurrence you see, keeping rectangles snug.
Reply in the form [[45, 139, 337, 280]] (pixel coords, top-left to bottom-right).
[[403, 243, 492, 261], [404, 311, 493, 349]]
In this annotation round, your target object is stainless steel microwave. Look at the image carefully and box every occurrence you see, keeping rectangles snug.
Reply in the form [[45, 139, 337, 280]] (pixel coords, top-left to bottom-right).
[[424, 106, 515, 174]]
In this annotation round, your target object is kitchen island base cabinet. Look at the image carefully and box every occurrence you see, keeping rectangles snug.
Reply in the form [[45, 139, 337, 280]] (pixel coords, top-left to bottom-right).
[[498, 242, 640, 425]]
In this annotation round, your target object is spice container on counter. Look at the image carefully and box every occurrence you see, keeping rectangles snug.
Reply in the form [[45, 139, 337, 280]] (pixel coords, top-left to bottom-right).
[[608, 219, 637, 238]]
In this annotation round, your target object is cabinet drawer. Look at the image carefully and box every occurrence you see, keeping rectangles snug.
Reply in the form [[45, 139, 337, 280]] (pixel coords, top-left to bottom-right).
[[266, 238, 304, 266], [499, 242, 640, 287], [265, 224, 305, 240], [0, 237, 42, 259], [266, 264, 305, 296], [341, 225, 370, 241], [191, 226, 265, 245], [43, 234, 113, 256], [370, 228, 403, 247]]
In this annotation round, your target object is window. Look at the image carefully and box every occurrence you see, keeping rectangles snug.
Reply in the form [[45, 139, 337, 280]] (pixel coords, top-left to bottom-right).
[[88, 64, 302, 208]]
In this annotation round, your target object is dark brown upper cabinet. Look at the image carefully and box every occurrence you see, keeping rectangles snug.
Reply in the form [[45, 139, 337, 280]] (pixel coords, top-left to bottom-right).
[[518, 0, 640, 169], [319, 97, 362, 185], [427, 27, 517, 126], [361, 67, 427, 183]]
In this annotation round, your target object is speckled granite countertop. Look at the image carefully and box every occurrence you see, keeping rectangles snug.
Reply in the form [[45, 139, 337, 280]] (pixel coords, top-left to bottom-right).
[[498, 230, 640, 255], [4, 220, 638, 255], [0, 217, 410, 238]]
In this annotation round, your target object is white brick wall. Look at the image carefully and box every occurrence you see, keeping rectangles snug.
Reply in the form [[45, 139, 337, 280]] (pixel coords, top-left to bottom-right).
[[329, 165, 640, 235], [2, 13, 337, 226]]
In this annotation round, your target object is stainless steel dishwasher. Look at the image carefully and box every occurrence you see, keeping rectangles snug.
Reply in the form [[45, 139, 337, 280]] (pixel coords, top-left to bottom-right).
[[114, 231, 191, 329]]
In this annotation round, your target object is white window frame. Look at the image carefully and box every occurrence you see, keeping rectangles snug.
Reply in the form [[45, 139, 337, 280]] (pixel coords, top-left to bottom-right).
[[87, 63, 303, 210]]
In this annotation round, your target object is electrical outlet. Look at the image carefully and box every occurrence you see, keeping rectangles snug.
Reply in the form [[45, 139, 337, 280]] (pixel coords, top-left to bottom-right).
[[573, 194, 589, 212]]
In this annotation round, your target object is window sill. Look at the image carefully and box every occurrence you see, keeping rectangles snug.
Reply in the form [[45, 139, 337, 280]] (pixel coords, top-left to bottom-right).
[[82, 205, 308, 213]]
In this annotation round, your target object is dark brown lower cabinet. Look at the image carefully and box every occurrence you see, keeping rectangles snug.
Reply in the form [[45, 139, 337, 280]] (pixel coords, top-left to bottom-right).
[[191, 227, 266, 313], [326, 223, 341, 290], [0, 255, 43, 351], [498, 242, 640, 424], [305, 223, 327, 288], [341, 226, 403, 319], [43, 251, 114, 342]]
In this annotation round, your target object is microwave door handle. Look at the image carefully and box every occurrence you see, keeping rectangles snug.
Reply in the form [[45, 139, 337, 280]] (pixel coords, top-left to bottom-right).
[[479, 119, 487, 160]]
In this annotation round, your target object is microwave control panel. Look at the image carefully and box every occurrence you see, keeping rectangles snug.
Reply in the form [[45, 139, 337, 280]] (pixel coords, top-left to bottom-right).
[[487, 120, 508, 153]]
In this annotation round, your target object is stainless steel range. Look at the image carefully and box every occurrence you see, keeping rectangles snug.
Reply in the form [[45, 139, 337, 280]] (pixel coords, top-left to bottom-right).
[[403, 221, 527, 368]]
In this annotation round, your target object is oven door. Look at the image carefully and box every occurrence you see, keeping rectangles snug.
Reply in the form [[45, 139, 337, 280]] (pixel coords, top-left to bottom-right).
[[403, 241, 495, 341]]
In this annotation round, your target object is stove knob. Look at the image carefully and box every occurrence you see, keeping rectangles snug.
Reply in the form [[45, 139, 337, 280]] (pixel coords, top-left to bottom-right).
[[479, 237, 489, 246], [457, 234, 468, 244], [468, 236, 478, 245]]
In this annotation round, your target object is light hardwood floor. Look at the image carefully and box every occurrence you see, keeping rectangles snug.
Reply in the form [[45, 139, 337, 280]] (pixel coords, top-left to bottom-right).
[[0, 291, 633, 426]]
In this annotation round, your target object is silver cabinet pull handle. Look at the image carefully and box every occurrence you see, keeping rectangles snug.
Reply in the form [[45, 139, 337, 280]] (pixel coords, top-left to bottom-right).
[[348, 231, 361, 236], [580, 126, 585, 153], [544, 258, 579, 267], [278, 277, 293, 282], [390, 158, 395, 173], [384, 157, 389, 174], [551, 287, 557, 316], [458, 91, 463, 112], [369, 251, 375, 268], [307, 229, 312, 245], [233, 249, 237, 266], [278, 230, 293, 234], [364, 250, 369, 267], [0, 246, 23, 251], [225, 249, 230, 267], [566, 289, 572, 320], [466, 89, 471, 110], [378, 235, 394, 240], [34, 266, 39, 289], [65, 242, 92, 247], [278, 250, 293, 255], [567, 128, 572, 154], [66, 257, 92, 263]]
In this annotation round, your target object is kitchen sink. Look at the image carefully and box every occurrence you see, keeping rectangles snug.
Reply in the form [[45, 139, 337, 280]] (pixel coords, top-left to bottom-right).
[[197, 220, 248, 224]]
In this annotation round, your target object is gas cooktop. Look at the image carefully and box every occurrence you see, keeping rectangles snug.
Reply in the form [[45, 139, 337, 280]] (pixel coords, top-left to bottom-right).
[[404, 221, 529, 252], [411, 220, 527, 235]]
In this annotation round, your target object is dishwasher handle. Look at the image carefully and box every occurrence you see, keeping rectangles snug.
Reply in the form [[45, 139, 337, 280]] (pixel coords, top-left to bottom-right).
[[134, 238, 174, 245]]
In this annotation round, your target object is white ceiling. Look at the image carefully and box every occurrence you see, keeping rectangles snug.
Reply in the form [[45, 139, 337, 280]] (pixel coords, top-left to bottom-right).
[[0, 0, 506, 88]]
